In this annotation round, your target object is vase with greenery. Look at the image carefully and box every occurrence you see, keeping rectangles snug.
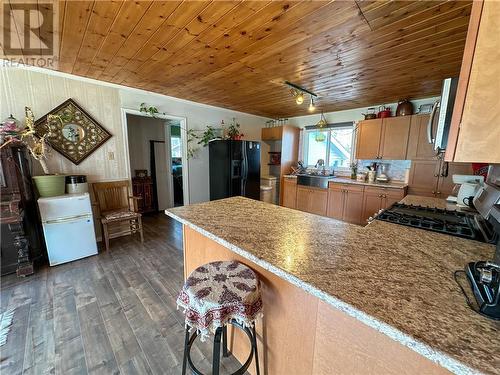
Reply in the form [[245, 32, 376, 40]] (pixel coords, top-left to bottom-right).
[[350, 161, 358, 180]]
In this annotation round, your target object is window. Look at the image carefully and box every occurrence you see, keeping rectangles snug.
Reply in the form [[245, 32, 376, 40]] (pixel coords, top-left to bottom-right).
[[303, 124, 354, 170], [171, 137, 182, 158]]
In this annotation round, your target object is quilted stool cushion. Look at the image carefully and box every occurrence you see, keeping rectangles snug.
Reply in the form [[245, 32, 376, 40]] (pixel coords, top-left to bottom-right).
[[177, 260, 263, 340]]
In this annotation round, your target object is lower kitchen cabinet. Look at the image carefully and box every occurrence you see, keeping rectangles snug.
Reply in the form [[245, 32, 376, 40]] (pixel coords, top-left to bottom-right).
[[361, 187, 406, 224], [296, 185, 328, 216], [282, 177, 297, 209], [282, 179, 406, 225], [327, 184, 364, 224]]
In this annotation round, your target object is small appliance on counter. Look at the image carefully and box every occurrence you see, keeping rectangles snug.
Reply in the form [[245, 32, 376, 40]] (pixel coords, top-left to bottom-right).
[[38, 193, 98, 266], [447, 174, 484, 207], [66, 175, 88, 194], [376, 164, 389, 183]]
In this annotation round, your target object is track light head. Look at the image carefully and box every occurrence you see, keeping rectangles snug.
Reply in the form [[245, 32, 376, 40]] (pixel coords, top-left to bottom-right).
[[295, 91, 304, 105], [308, 96, 315, 112]]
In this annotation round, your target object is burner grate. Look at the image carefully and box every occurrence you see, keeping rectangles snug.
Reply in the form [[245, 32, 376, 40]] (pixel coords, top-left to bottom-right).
[[376, 203, 480, 241]]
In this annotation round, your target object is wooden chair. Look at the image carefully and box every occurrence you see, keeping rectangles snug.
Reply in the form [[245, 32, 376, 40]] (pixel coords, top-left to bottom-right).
[[92, 180, 144, 251]]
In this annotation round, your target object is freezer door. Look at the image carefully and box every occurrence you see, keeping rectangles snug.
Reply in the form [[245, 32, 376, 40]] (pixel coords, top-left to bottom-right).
[[209, 140, 231, 200], [38, 193, 92, 221], [244, 141, 261, 200], [42, 217, 97, 266]]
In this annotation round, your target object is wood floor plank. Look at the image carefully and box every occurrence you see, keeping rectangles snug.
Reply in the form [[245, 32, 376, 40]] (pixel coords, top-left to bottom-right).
[[117, 287, 178, 374], [22, 269, 56, 375], [92, 276, 149, 372], [78, 301, 120, 375], [0, 303, 31, 375], [53, 283, 87, 375]]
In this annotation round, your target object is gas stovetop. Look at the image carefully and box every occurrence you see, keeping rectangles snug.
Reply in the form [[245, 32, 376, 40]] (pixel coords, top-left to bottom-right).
[[375, 203, 487, 242]]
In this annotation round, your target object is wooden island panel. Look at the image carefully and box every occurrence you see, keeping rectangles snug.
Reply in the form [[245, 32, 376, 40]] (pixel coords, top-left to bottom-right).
[[182, 226, 450, 375]]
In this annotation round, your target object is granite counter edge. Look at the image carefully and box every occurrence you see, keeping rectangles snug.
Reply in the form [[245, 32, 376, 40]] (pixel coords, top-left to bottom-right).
[[165, 209, 481, 375]]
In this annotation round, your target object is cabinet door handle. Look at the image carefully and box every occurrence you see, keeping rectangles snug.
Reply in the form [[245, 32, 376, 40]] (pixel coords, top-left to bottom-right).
[[436, 191, 441, 195], [434, 174, 439, 177], [432, 191, 436, 195]]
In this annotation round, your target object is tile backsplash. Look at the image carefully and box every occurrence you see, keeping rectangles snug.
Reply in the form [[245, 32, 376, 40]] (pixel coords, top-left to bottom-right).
[[356, 160, 412, 181]]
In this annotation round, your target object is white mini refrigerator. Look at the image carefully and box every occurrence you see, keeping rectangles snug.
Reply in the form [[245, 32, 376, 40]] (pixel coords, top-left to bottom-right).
[[38, 193, 98, 266]]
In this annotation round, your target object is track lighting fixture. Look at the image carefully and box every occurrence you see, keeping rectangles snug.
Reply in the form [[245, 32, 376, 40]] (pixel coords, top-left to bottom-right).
[[308, 95, 315, 112], [285, 81, 317, 107]]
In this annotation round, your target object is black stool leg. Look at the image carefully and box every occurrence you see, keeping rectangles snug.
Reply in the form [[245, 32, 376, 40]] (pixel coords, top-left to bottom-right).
[[182, 327, 190, 375], [212, 328, 222, 375], [222, 325, 229, 357], [252, 326, 260, 375]]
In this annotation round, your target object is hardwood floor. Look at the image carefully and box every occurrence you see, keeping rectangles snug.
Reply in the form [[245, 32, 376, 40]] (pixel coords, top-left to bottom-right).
[[0, 213, 243, 375]]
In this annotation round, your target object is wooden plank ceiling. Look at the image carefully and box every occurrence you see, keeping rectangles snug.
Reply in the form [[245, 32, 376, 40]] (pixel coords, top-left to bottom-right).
[[5, 1, 472, 118]]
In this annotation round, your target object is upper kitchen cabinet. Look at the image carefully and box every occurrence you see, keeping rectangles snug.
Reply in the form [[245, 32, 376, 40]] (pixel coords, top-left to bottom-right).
[[446, 0, 500, 163], [406, 114, 438, 160], [355, 119, 383, 159], [262, 127, 283, 141], [379, 117, 411, 160], [356, 117, 411, 160]]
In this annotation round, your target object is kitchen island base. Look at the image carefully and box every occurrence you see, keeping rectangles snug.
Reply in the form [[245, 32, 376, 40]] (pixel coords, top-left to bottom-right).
[[182, 226, 450, 375]]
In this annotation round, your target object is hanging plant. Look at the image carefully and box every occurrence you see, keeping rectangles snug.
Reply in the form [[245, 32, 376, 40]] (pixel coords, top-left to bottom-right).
[[138, 103, 200, 159], [198, 126, 217, 147], [139, 102, 160, 117]]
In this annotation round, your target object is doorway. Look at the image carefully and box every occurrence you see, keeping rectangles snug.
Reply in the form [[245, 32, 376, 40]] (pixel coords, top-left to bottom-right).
[[123, 111, 189, 213]]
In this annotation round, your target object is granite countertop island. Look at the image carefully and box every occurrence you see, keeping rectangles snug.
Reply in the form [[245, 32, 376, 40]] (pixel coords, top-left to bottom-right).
[[166, 196, 499, 374]]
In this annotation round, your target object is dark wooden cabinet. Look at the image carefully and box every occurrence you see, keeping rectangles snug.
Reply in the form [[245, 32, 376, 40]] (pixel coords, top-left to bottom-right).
[[132, 177, 155, 213], [1, 143, 44, 276]]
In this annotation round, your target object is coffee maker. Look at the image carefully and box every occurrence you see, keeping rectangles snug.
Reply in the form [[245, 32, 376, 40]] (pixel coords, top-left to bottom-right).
[[464, 166, 500, 320]]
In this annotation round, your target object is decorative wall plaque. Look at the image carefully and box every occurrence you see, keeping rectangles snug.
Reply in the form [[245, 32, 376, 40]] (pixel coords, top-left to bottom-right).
[[34, 99, 112, 165]]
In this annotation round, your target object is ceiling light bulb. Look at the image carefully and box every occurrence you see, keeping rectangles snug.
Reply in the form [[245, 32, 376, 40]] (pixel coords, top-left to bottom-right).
[[295, 92, 304, 105], [308, 96, 315, 112]]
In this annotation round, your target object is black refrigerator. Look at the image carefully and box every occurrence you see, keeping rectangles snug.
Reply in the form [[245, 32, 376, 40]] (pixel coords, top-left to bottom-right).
[[209, 140, 261, 201]]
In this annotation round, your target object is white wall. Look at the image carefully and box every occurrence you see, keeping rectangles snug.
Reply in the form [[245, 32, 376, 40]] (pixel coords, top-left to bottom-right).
[[126, 114, 166, 176], [1, 65, 270, 203], [287, 98, 439, 128]]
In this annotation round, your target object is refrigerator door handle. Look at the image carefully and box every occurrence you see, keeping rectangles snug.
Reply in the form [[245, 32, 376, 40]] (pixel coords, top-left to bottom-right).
[[241, 143, 248, 196], [44, 214, 92, 225]]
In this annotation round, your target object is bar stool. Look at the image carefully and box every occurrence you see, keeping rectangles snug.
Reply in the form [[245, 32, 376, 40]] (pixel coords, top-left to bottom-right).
[[177, 260, 263, 375]]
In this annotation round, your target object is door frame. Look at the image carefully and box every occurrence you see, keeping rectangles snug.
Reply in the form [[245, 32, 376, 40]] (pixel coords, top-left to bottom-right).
[[121, 108, 190, 205]]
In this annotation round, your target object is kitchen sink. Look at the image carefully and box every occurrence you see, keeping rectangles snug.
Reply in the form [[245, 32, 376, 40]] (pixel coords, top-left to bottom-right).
[[296, 174, 333, 189]]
